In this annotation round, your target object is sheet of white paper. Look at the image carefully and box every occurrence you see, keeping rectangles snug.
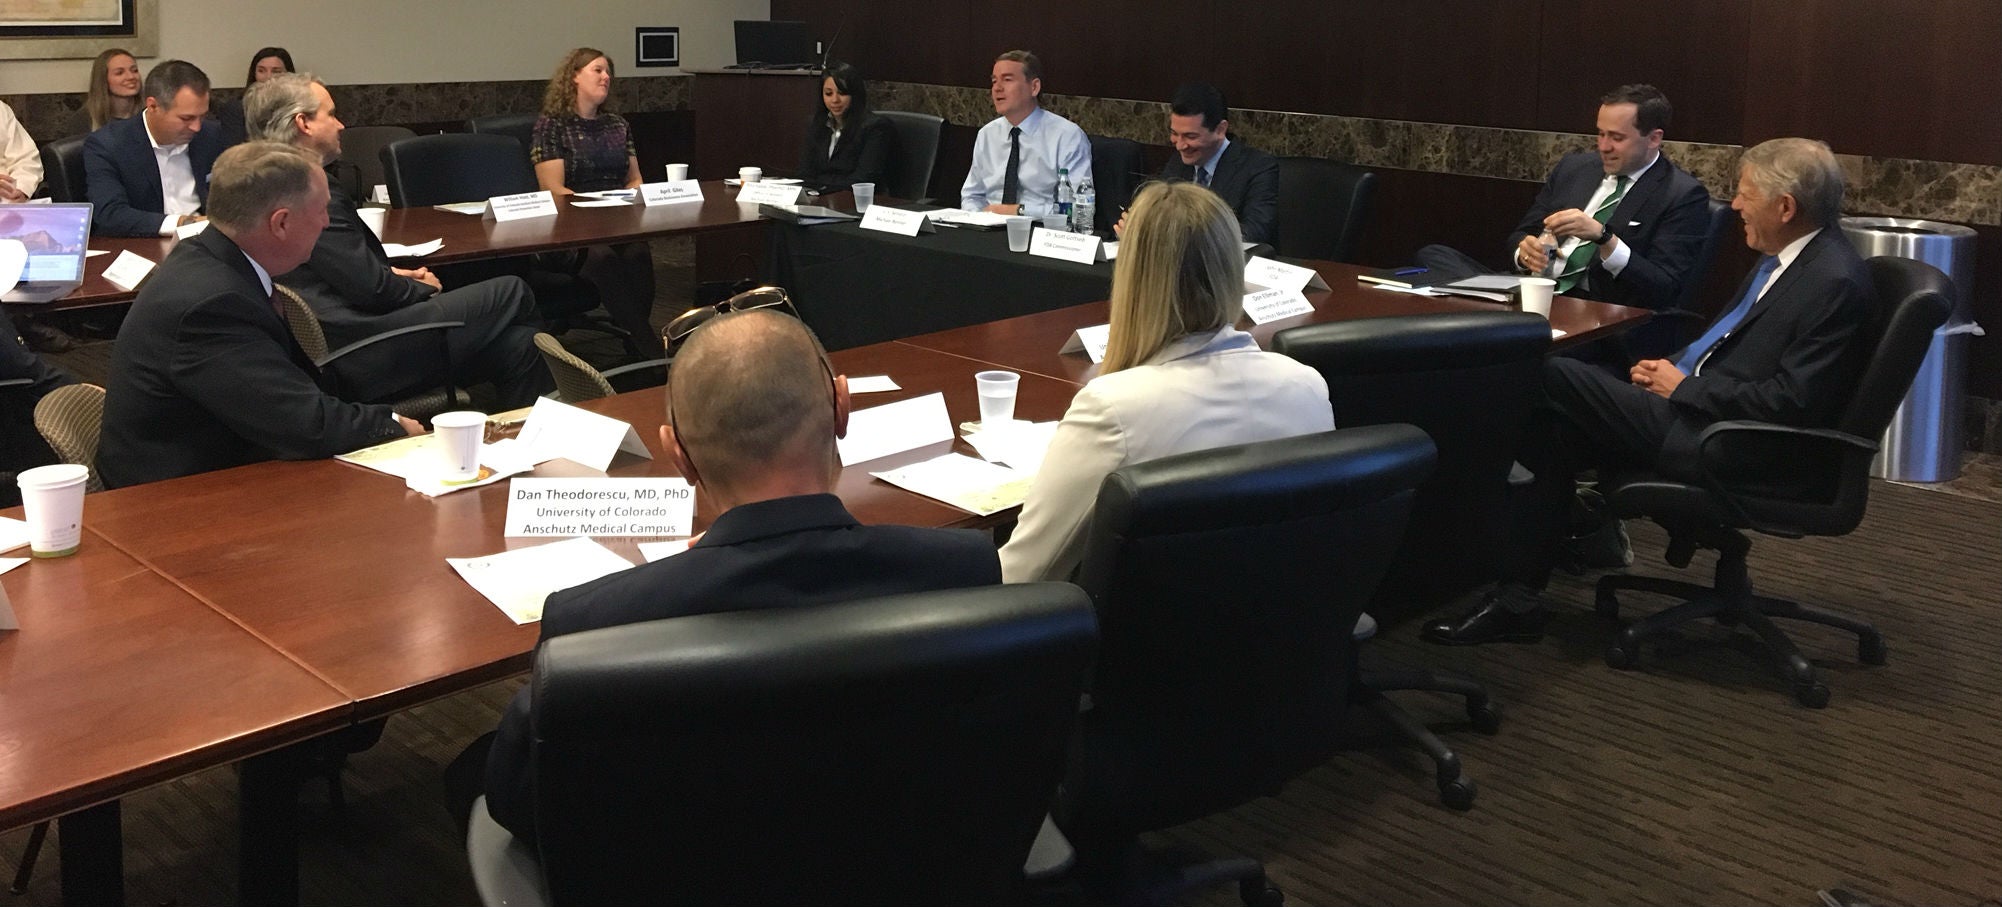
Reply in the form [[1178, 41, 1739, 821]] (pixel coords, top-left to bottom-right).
[[337, 432, 535, 483], [0, 556, 26, 575], [724, 178, 803, 187], [568, 198, 633, 208], [638, 539, 693, 562], [174, 219, 209, 239], [0, 516, 28, 554], [837, 392, 954, 466], [447, 537, 635, 624], [433, 201, 489, 216], [847, 375, 901, 393], [1552, 328, 1567, 339], [513, 397, 654, 472], [380, 239, 444, 258], [85, 249, 109, 258], [1372, 284, 1442, 296], [871, 453, 1033, 517], [961, 420, 1060, 475], [575, 189, 638, 200], [100, 250, 156, 291]]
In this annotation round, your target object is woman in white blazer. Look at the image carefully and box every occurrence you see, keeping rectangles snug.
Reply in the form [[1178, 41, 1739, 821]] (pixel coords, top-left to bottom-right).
[[999, 181, 1335, 582]]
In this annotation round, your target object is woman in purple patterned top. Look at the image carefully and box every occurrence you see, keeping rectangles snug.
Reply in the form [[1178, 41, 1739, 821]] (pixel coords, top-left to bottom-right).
[[533, 47, 660, 356]]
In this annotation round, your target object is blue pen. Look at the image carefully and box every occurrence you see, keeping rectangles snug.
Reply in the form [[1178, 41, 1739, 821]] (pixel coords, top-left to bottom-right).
[[1393, 267, 1428, 276]]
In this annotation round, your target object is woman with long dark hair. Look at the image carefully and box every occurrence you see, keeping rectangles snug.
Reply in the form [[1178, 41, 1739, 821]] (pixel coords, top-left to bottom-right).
[[797, 62, 894, 191]]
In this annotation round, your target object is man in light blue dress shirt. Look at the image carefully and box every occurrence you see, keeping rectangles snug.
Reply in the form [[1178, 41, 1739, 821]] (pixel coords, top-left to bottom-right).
[[959, 50, 1092, 217]]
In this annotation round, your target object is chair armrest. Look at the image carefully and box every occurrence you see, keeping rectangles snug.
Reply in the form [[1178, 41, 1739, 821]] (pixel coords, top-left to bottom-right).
[[1690, 420, 1878, 533], [315, 320, 466, 369], [1694, 420, 1879, 464], [0, 377, 35, 389], [597, 357, 671, 381]]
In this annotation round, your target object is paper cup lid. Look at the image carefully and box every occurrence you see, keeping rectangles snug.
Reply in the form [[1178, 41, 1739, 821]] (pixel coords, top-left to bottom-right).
[[16, 463, 89, 488]]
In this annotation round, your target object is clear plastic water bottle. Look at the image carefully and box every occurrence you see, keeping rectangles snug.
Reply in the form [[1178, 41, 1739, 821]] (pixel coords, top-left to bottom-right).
[[1055, 168, 1073, 224], [1072, 179, 1096, 236]]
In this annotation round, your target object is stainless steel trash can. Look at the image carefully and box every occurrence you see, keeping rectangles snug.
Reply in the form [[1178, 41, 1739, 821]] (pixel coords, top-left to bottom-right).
[[1841, 216, 1981, 482]]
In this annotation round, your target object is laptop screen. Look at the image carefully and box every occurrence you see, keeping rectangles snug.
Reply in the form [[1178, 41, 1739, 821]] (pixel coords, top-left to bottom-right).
[[0, 204, 92, 284]]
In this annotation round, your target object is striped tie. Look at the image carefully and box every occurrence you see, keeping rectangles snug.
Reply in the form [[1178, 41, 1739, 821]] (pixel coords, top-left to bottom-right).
[[1555, 175, 1629, 294]]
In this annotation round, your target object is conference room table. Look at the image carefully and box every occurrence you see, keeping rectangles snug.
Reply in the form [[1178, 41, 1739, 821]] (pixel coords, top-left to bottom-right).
[[0, 259, 1647, 905]]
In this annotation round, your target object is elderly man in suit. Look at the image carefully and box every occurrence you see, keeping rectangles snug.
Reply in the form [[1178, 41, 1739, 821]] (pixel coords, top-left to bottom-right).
[[246, 73, 553, 409], [1425, 137, 1876, 645], [454, 309, 1004, 845], [84, 60, 229, 237], [98, 142, 418, 489], [1142, 82, 1278, 245]]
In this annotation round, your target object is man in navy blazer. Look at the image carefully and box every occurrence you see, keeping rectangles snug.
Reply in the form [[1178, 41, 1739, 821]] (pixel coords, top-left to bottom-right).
[[1426, 138, 1875, 645], [1417, 85, 1712, 316], [84, 59, 228, 237], [1152, 82, 1279, 246], [455, 310, 1003, 845]]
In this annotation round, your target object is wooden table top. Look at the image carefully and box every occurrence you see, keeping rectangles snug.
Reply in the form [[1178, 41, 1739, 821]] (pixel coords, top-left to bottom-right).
[[0, 530, 351, 831]]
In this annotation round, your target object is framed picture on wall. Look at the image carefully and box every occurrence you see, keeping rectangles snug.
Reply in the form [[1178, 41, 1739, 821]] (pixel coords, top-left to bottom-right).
[[0, 0, 156, 60]]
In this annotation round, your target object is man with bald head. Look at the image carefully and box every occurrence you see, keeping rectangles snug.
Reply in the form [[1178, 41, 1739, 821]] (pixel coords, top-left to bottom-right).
[[465, 309, 1002, 844]]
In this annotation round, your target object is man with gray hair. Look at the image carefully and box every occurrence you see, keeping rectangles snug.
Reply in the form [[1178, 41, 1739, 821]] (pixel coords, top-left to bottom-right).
[[245, 74, 552, 408], [99, 142, 419, 488], [1425, 137, 1877, 645], [84, 59, 228, 236]]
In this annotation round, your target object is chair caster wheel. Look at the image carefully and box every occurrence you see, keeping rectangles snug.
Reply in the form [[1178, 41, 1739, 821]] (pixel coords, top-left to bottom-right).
[[1239, 878, 1285, 907], [1604, 644, 1639, 670], [1438, 775, 1477, 811], [1859, 637, 1888, 666], [1794, 682, 1830, 709], [1467, 701, 1502, 735], [1594, 587, 1620, 620]]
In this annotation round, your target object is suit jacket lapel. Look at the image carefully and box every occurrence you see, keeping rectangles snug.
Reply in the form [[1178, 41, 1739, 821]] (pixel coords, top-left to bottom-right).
[[1729, 231, 1827, 340], [127, 118, 166, 212], [1609, 155, 1671, 232]]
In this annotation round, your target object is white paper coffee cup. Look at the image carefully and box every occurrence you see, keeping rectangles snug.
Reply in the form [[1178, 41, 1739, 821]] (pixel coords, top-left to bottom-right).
[[16, 463, 89, 557], [738, 166, 762, 183], [357, 206, 386, 239], [1519, 278, 1556, 317], [665, 163, 690, 181], [431, 411, 487, 484]]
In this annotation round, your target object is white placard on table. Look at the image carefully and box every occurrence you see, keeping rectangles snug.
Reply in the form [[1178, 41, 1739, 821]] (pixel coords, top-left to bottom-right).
[[512, 396, 654, 473], [173, 219, 209, 239], [488, 190, 559, 222], [447, 537, 636, 625], [371, 184, 392, 205], [0, 516, 28, 555], [859, 205, 932, 236], [100, 250, 156, 291], [847, 375, 901, 394], [1241, 287, 1317, 325], [504, 477, 695, 538], [641, 179, 704, 206], [0, 575, 15, 631], [1058, 322, 1112, 363], [837, 391, 955, 466], [1244, 256, 1332, 293], [737, 182, 803, 206], [1029, 228, 1103, 265]]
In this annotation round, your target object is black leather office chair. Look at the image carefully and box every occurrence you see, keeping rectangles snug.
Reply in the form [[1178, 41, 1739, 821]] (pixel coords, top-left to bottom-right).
[[467, 113, 539, 169], [37, 135, 87, 203], [1274, 157, 1378, 262], [466, 584, 1098, 907], [1057, 425, 1435, 905], [873, 110, 941, 202], [1088, 134, 1148, 236], [1272, 312, 1548, 808], [1596, 256, 1953, 708], [1620, 197, 1740, 360], [380, 133, 536, 208], [337, 125, 416, 199]]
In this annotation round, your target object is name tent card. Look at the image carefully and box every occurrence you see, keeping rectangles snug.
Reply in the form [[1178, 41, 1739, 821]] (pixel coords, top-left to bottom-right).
[[504, 477, 695, 538], [512, 396, 654, 472], [487, 190, 559, 222], [1058, 323, 1112, 363], [1241, 287, 1316, 325], [1028, 228, 1103, 265], [1244, 256, 1331, 293], [737, 182, 803, 205], [100, 250, 156, 291], [640, 179, 703, 206], [173, 219, 209, 240], [859, 205, 932, 236], [836, 391, 955, 466]]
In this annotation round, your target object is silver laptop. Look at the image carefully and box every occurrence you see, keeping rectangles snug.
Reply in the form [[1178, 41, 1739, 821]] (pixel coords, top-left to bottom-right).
[[0, 203, 94, 303]]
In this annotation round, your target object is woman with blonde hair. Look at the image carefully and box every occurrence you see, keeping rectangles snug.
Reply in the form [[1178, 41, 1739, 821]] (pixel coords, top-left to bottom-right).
[[84, 48, 142, 130], [998, 181, 1334, 582], [530, 47, 657, 355]]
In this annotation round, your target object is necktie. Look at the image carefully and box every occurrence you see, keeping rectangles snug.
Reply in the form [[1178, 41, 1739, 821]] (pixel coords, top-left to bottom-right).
[[1001, 126, 1022, 206], [1195, 165, 1210, 188], [1555, 175, 1629, 293], [1674, 255, 1779, 375]]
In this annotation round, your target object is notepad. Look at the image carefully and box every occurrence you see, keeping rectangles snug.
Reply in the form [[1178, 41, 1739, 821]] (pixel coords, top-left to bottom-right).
[[448, 537, 636, 624]]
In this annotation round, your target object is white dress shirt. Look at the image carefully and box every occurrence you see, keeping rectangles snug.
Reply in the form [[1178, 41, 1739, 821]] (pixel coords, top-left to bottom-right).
[[148, 118, 203, 236], [999, 326, 1335, 582], [1192, 137, 1230, 186], [0, 102, 43, 198], [960, 106, 1093, 217], [1690, 228, 1821, 375]]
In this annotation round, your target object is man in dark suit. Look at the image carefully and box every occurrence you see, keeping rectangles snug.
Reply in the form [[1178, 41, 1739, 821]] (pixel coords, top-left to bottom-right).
[[1416, 85, 1712, 315], [1424, 138, 1875, 645], [84, 60, 229, 237], [246, 74, 553, 408], [99, 142, 418, 489], [1, 327, 76, 507], [454, 309, 1003, 845], [1129, 82, 1279, 245]]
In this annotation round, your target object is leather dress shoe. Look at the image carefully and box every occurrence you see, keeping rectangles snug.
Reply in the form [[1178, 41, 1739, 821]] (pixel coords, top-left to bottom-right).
[[1422, 587, 1551, 646]]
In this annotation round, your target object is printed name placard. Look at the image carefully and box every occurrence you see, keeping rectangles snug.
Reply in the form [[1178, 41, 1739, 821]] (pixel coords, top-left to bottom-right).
[[100, 250, 156, 291], [488, 190, 559, 222], [504, 478, 695, 538], [1241, 287, 1316, 325], [737, 182, 803, 205], [1058, 323, 1112, 363], [859, 205, 930, 236], [173, 219, 209, 239], [641, 179, 704, 206], [1244, 256, 1331, 293], [512, 396, 654, 472], [1028, 228, 1102, 265]]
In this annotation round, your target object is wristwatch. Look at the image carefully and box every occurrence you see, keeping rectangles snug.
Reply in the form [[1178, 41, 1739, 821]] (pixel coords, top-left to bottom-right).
[[1590, 226, 1613, 245]]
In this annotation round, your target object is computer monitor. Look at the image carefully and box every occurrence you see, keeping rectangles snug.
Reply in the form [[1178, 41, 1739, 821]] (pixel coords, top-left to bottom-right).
[[733, 20, 815, 68], [0, 203, 93, 303]]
